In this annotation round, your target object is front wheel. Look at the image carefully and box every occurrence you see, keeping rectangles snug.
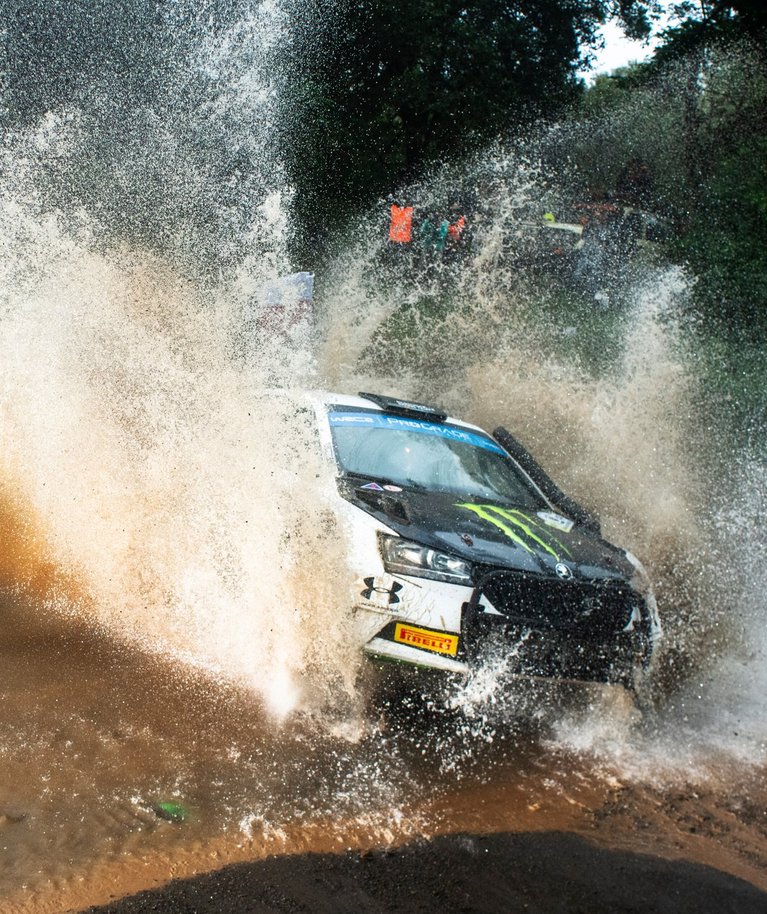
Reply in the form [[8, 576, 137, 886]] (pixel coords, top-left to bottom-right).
[[624, 657, 667, 715]]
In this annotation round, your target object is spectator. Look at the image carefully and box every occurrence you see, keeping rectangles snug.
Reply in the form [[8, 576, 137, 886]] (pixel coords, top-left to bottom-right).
[[389, 203, 414, 244]]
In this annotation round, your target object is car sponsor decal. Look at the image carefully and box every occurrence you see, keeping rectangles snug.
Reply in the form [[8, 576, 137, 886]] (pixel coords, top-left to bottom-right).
[[457, 503, 571, 559], [457, 503, 534, 553], [507, 508, 573, 558], [361, 577, 403, 604], [360, 482, 384, 491], [537, 511, 575, 533], [393, 623, 459, 656], [383, 484, 403, 492], [329, 411, 505, 454]]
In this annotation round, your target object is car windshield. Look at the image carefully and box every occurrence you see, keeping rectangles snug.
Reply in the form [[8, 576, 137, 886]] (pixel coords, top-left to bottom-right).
[[328, 408, 545, 508]]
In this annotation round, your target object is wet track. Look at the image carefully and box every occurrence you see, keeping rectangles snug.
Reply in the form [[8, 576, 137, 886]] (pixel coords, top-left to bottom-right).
[[1, 585, 766, 912]]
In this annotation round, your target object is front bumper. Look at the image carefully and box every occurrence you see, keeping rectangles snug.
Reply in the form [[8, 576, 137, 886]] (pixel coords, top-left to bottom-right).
[[363, 568, 655, 686], [364, 637, 469, 674], [461, 568, 654, 684]]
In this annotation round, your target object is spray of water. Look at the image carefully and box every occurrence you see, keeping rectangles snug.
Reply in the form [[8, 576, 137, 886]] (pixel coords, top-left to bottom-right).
[[0, 200, 363, 715], [0, 2, 764, 780], [0, 1, 361, 716], [548, 452, 767, 779], [311, 126, 766, 773]]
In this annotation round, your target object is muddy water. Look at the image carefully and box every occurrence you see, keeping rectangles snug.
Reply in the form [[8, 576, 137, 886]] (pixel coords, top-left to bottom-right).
[[2, 586, 767, 913], [0, 590, 580, 907], [0, 594, 391, 904]]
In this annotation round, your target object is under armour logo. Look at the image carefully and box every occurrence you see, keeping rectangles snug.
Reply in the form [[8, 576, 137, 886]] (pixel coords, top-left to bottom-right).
[[361, 577, 403, 604]]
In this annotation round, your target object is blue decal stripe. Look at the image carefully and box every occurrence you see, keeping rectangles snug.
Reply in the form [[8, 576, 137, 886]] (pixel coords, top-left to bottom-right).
[[329, 411, 505, 454]]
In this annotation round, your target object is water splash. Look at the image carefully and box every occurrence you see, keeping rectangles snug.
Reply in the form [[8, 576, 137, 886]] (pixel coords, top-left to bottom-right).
[[0, 0, 352, 715], [0, 204, 360, 714], [0, 2, 764, 774], [548, 452, 767, 779]]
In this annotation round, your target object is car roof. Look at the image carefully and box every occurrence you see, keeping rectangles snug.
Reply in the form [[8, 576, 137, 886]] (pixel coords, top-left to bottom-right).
[[304, 389, 489, 434], [250, 388, 491, 435]]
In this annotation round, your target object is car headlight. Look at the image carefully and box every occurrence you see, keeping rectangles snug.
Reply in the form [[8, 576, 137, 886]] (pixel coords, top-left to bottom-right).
[[379, 534, 473, 584]]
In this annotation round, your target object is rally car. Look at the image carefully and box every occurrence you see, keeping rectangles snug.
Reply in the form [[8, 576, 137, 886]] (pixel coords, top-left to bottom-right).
[[308, 391, 661, 693]]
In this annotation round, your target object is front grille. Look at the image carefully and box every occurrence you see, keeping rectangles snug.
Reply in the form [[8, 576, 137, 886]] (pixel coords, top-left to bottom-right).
[[460, 568, 649, 683], [479, 569, 639, 637]]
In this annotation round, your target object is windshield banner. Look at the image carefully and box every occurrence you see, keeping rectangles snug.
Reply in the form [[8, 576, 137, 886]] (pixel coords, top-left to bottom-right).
[[329, 411, 506, 453]]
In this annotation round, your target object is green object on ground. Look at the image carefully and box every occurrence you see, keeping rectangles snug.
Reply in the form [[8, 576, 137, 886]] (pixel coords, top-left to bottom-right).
[[154, 801, 188, 822]]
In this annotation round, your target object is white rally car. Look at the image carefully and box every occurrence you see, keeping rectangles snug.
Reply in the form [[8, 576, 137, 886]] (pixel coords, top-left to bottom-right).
[[306, 391, 661, 691]]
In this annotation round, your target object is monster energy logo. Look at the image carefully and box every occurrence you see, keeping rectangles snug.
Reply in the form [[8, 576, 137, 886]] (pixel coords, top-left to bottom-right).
[[457, 503, 572, 560]]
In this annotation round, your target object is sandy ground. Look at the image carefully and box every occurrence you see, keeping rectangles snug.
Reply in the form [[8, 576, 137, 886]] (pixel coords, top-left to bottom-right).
[[1, 762, 763, 914]]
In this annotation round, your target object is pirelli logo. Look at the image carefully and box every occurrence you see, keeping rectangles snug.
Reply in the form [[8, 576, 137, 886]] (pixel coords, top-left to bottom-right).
[[393, 623, 459, 657]]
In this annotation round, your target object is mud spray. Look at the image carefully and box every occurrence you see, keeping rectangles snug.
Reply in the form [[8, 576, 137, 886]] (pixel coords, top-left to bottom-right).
[[0, 2, 765, 908]]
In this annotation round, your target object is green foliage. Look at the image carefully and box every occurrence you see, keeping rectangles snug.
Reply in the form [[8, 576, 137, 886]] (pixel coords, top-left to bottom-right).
[[675, 136, 767, 337], [279, 0, 657, 254], [651, 1, 767, 66], [574, 38, 767, 339], [579, 65, 647, 116]]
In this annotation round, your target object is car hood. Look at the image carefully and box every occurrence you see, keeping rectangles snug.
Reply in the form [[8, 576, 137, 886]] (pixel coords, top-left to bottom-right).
[[338, 478, 634, 584]]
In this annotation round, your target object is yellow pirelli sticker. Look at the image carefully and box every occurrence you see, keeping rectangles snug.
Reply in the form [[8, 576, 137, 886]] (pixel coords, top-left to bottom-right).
[[393, 623, 459, 657]]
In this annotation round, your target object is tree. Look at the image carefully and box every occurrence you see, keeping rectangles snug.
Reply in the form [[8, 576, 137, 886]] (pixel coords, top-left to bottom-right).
[[677, 136, 767, 337], [652, 1, 767, 64], [279, 0, 658, 254], [577, 15, 767, 339]]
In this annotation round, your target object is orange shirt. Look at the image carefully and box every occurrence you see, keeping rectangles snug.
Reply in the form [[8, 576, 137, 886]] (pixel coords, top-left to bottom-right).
[[389, 205, 414, 243]]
